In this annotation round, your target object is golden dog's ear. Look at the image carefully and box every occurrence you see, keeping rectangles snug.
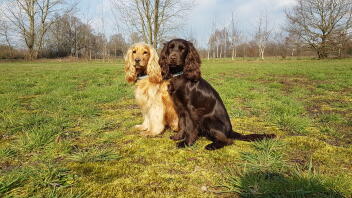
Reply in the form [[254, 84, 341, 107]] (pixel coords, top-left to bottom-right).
[[146, 46, 162, 83], [124, 46, 137, 83]]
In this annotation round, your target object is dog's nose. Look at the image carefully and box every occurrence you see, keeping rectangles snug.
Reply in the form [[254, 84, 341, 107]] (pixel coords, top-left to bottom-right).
[[135, 58, 141, 63]]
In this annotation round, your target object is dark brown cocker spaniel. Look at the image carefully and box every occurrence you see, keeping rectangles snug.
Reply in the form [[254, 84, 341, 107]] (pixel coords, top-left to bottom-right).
[[159, 39, 275, 150]]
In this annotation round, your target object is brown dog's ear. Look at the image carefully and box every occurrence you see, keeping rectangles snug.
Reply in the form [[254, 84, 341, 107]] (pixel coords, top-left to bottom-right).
[[159, 42, 171, 79], [184, 41, 201, 81]]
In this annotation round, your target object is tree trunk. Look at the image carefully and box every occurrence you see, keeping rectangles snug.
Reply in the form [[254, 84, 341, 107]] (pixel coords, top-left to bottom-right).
[[259, 48, 265, 60], [216, 45, 219, 58], [4, 32, 13, 57], [26, 0, 36, 60], [232, 48, 234, 60], [153, 0, 160, 48], [232, 47, 237, 60], [220, 46, 222, 58], [28, 48, 36, 60]]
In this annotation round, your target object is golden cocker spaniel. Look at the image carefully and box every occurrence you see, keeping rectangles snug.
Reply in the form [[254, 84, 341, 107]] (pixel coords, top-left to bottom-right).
[[125, 43, 179, 136]]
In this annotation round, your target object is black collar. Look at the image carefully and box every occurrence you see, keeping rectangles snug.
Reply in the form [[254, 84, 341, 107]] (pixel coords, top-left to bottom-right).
[[136, 72, 183, 81], [136, 73, 148, 80], [169, 65, 183, 75], [136, 65, 184, 81]]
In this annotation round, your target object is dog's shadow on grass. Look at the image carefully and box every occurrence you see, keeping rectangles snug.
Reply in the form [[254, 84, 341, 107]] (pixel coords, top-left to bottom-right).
[[229, 171, 345, 198]]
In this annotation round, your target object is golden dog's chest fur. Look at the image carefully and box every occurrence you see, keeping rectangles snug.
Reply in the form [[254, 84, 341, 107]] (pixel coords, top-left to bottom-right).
[[134, 78, 178, 136]]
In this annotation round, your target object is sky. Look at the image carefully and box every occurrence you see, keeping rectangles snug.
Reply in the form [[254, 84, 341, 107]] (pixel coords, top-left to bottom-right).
[[3, 0, 297, 48], [183, 0, 297, 44]]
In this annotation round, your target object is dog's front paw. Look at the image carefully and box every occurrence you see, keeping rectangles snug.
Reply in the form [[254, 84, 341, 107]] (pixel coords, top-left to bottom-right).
[[170, 133, 184, 141], [205, 143, 217, 150], [140, 131, 161, 137], [140, 131, 153, 137], [176, 141, 187, 148], [135, 124, 147, 131]]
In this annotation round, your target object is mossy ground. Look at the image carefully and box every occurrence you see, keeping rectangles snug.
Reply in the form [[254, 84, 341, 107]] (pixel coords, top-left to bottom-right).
[[0, 58, 351, 197]]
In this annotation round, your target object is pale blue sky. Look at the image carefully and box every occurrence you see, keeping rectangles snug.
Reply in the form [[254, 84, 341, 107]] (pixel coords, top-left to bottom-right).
[[77, 0, 297, 47]]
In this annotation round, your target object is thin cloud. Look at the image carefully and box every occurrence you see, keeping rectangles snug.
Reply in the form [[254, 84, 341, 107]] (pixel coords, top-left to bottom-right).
[[182, 0, 296, 47], [75, 0, 296, 46]]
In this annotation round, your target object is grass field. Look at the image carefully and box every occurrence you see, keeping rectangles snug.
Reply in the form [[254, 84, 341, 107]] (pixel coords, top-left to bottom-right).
[[0, 58, 351, 197]]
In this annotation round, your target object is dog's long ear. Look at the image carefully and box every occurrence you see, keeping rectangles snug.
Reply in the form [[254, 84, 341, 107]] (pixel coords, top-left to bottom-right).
[[184, 41, 201, 81], [159, 42, 170, 79], [124, 46, 137, 83], [146, 46, 162, 83]]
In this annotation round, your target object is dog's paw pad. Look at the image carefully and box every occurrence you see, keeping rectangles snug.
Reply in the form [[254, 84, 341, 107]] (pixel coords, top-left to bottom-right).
[[205, 144, 216, 150], [170, 135, 183, 141], [140, 131, 152, 136], [176, 141, 187, 148]]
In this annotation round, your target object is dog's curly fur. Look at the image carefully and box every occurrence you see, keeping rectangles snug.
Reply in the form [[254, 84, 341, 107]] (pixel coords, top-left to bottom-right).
[[125, 43, 178, 136], [160, 39, 275, 150]]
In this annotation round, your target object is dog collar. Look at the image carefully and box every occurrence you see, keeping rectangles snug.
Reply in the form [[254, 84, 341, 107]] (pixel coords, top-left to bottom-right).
[[171, 72, 183, 77], [137, 72, 183, 81], [137, 74, 149, 80]]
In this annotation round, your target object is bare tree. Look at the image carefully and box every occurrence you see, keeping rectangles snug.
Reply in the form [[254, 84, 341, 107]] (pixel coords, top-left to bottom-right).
[[43, 13, 103, 59], [230, 12, 241, 60], [129, 32, 143, 44], [255, 13, 271, 60], [185, 28, 198, 49], [3, 0, 74, 59], [286, 0, 352, 59], [0, 16, 14, 56], [207, 19, 216, 59], [273, 31, 290, 58], [208, 27, 230, 58], [112, 0, 193, 48], [108, 34, 127, 58]]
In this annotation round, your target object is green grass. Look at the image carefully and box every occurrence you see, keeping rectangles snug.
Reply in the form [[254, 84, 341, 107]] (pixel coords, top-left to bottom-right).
[[0, 59, 351, 197]]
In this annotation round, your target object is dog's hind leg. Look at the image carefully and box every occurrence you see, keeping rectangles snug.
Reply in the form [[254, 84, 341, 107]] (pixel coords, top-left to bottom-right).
[[204, 129, 233, 150]]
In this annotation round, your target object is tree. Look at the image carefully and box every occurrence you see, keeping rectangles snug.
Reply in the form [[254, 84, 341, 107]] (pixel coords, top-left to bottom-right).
[[230, 12, 241, 60], [254, 13, 271, 60], [129, 32, 143, 44], [44, 13, 99, 59], [207, 27, 231, 59], [0, 17, 14, 56], [3, 0, 73, 59], [273, 31, 289, 58], [207, 19, 216, 59], [112, 0, 193, 48], [286, 0, 352, 59], [108, 34, 127, 57]]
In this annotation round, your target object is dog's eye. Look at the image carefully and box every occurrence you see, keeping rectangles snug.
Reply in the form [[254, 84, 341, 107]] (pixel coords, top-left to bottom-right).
[[132, 50, 136, 54], [143, 51, 148, 55], [170, 44, 175, 48], [179, 46, 184, 50]]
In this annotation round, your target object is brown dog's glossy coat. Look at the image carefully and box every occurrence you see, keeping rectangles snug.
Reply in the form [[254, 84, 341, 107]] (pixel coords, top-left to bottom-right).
[[159, 39, 275, 150]]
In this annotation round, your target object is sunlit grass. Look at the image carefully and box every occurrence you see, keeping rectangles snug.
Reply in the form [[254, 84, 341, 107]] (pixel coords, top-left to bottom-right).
[[0, 59, 351, 197]]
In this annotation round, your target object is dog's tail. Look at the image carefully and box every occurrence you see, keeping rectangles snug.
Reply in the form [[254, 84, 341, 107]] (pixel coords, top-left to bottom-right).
[[228, 130, 276, 141]]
